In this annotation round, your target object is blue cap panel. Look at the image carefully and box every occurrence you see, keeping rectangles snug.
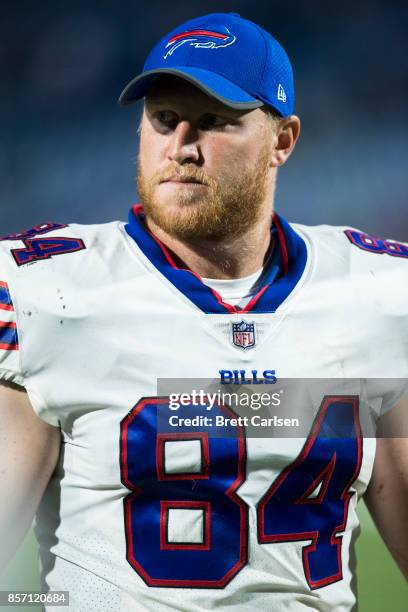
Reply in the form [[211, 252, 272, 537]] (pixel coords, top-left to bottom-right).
[[145, 13, 266, 96], [119, 12, 294, 116]]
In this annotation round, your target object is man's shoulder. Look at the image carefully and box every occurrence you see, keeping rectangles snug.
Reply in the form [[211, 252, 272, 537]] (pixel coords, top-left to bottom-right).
[[293, 220, 408, 316], [292, 220, 408, 264], [0, 218, 126, 271]]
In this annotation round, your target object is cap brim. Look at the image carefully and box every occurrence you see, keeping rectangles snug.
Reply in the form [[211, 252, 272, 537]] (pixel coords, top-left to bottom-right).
[[118, 67, 263, 110]]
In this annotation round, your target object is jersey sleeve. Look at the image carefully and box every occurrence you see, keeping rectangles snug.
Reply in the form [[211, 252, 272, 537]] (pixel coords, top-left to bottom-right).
[[367, 378, 408, 417], [380, 381, 408, 415], [0, 240, 61, 426], [0, 221, 97, 428], [345, 226, 408, 416], [0, 278, 24, 386]]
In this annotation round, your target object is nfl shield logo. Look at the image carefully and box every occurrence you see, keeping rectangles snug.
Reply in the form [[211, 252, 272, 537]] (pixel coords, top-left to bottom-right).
[[232, 320, 256, 350]]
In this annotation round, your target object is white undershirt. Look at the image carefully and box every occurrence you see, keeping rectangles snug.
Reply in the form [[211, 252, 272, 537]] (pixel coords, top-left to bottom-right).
[[202, 267, 264, 307]]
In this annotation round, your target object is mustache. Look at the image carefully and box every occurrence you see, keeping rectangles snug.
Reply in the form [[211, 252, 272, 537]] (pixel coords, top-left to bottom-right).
[[153, 165, 213, 186]]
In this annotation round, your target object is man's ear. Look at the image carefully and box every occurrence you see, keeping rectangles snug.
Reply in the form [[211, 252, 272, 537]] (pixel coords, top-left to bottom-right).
[[270, 115, 301, 167]]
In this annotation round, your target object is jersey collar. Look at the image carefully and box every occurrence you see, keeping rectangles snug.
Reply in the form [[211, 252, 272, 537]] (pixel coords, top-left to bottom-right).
[[125, 205, 307, 314]]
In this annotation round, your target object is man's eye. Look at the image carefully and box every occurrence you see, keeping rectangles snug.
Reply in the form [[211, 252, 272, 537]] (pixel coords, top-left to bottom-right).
[[156, 111, 177, 125], [200, 115, 227, 129]]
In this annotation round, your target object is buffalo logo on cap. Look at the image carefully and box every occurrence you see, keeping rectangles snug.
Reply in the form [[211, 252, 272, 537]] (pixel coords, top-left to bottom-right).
[[164, 27, 236, 59]]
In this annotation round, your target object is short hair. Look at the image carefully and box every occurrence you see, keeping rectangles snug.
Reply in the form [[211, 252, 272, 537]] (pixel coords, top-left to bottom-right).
[[262, 105, 281, 125]]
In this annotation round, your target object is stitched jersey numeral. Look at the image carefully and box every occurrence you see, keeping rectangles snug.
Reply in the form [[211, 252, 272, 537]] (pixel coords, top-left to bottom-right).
[[120, 395, 361, 589], [257, 396, 361, 588], [11, 237, 85, 266], [120, 398, 247, 587]]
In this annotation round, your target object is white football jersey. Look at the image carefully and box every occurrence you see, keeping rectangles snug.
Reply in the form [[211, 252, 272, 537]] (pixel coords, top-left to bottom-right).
[[0, 206, 407, 612]]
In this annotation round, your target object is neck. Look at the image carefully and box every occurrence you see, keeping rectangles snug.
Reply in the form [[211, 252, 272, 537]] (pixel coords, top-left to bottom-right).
[[145, 212, 274, 280]]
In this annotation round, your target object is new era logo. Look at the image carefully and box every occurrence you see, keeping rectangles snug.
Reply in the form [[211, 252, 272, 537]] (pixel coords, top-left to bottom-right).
[[277, 84, 286, 103]]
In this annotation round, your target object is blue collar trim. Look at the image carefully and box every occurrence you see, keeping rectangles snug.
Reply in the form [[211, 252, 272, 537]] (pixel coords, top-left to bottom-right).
[[125, 206, 307, 314]]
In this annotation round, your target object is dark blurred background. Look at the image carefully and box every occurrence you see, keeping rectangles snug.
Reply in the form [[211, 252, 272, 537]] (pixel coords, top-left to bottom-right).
[[1, 0, 407, 238]]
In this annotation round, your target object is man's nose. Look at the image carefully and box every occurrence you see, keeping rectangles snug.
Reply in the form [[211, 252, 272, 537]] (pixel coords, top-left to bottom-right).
[[167, 120, 200, 164]]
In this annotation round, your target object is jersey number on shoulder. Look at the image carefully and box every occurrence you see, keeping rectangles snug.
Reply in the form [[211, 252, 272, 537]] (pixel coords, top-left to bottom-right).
[[120, 396, 361, 589], [1, 223, 85, 266], [345, 229, 408, 258], [11, 237, 85, 266]]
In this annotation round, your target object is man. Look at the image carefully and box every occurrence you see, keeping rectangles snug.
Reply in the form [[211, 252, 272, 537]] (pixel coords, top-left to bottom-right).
[[0, 11, 407, 611]]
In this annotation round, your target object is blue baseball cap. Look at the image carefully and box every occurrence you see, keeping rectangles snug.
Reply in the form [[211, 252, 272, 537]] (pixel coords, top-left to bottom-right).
[[118, 12, 294, 117]]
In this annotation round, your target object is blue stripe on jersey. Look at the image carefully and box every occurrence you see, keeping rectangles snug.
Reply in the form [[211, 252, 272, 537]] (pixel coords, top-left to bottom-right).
[[0, 282, 13, 310], [125, 206, 307, 314], [252, 215, 308, 313], [0, 324, 18, 348]]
